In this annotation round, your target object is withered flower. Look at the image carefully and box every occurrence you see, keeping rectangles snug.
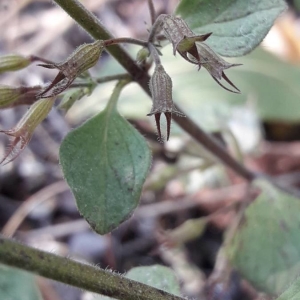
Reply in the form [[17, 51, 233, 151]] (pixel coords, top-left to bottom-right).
[[189, 43, 241, 93], [147, 64, 184, 141], [37, 40, 104, 98], [162, 15, 211, 66], [161, 15, 241, 93], [0, 97, 55, 164]]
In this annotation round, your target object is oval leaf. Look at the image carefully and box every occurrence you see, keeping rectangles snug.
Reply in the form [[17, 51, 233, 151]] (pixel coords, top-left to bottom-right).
[[175, 0, 287, 56], [226, 180, 300, 295], [59, 106, 151, 234], [0, 265, 42, 300]]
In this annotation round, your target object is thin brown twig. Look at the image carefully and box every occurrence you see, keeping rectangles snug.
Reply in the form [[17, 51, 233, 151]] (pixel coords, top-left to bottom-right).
[[2, 181, 69, 237]]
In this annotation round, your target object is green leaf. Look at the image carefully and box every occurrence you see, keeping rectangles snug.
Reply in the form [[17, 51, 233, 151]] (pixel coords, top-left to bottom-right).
[[59, 88, 151, 234], [175, 0, 287, 56], [226, 180, 300, 295], [277, 276, 300, 300], [92, 265, 181, 300], [0, 265, 42, 300], [126, 265, 181, 296]]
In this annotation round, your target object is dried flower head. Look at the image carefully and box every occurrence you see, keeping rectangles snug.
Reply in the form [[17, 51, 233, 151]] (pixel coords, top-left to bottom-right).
[[0, 97, 55, 164], [162, 15, 211, 66], [37, 40, 104, 98], [189, 43, 241, 93], [147, 64, 184, 141], [161, 15, 241, 93]]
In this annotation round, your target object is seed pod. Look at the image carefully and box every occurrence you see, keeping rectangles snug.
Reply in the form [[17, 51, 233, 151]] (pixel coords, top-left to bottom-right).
[[0, 85, 24, 108], [0, 85, 41, 108], [147, 64, 184, 141], [0, 54, 31, 73], [37, 40, 105, 98], [0, 97, 55, 164]]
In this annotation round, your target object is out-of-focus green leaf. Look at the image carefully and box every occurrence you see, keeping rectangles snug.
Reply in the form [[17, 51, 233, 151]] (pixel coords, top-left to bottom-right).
[[226, 180, 300, 295], [277, 276, 300, 300], [0, 265, 42, 300], [126, 265, 181, 296], [175, 0, 287, 56], [92, 265, 181, 300], [59, 85, 151, 234]]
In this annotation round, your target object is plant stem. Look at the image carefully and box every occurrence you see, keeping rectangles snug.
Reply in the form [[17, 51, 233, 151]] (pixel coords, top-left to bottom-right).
[[148, 43, 161, 65], [148, 14, 166, 43], [53, 0, 257, 181], [104, 37, 148, 47], [71, 73, 131, 88], [0, 236, 183, 300], [29, 55, 54, 65], [52, 0, 149, 87], [147, 0, 156, 25], [106, 79, 131, 112]]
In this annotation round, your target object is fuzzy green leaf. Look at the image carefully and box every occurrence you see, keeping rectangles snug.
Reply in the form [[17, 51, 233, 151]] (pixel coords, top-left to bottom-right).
[[226, 180, 300, 295], [277, 276, 300, 300], [59, 103, 151, 234], [0, 265, 42, 300], [92, 265, 181, 300], [175, 0, 287, 56], [126, 265, 181, 296]]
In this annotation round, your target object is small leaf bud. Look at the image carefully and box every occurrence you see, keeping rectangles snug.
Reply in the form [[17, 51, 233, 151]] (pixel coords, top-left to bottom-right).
[[136, 47, 150, 64], [0, 54, 31, 73]]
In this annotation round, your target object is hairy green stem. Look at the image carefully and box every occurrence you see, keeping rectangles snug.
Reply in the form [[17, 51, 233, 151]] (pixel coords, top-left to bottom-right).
[[0, 236, 183, 300], [52, 0, 256, 181], [106, 79, 131, 111], [148, 14, 166, 43], [148, 43, 161, 65], [71, 73, 131, 88]]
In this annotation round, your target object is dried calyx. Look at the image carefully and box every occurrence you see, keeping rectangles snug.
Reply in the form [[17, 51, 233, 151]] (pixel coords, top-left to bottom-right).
[[0, 97, 55, 165], [147, 64, 184, 141], [161, 15, 241, 93], [37, 40, 105, 98]]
